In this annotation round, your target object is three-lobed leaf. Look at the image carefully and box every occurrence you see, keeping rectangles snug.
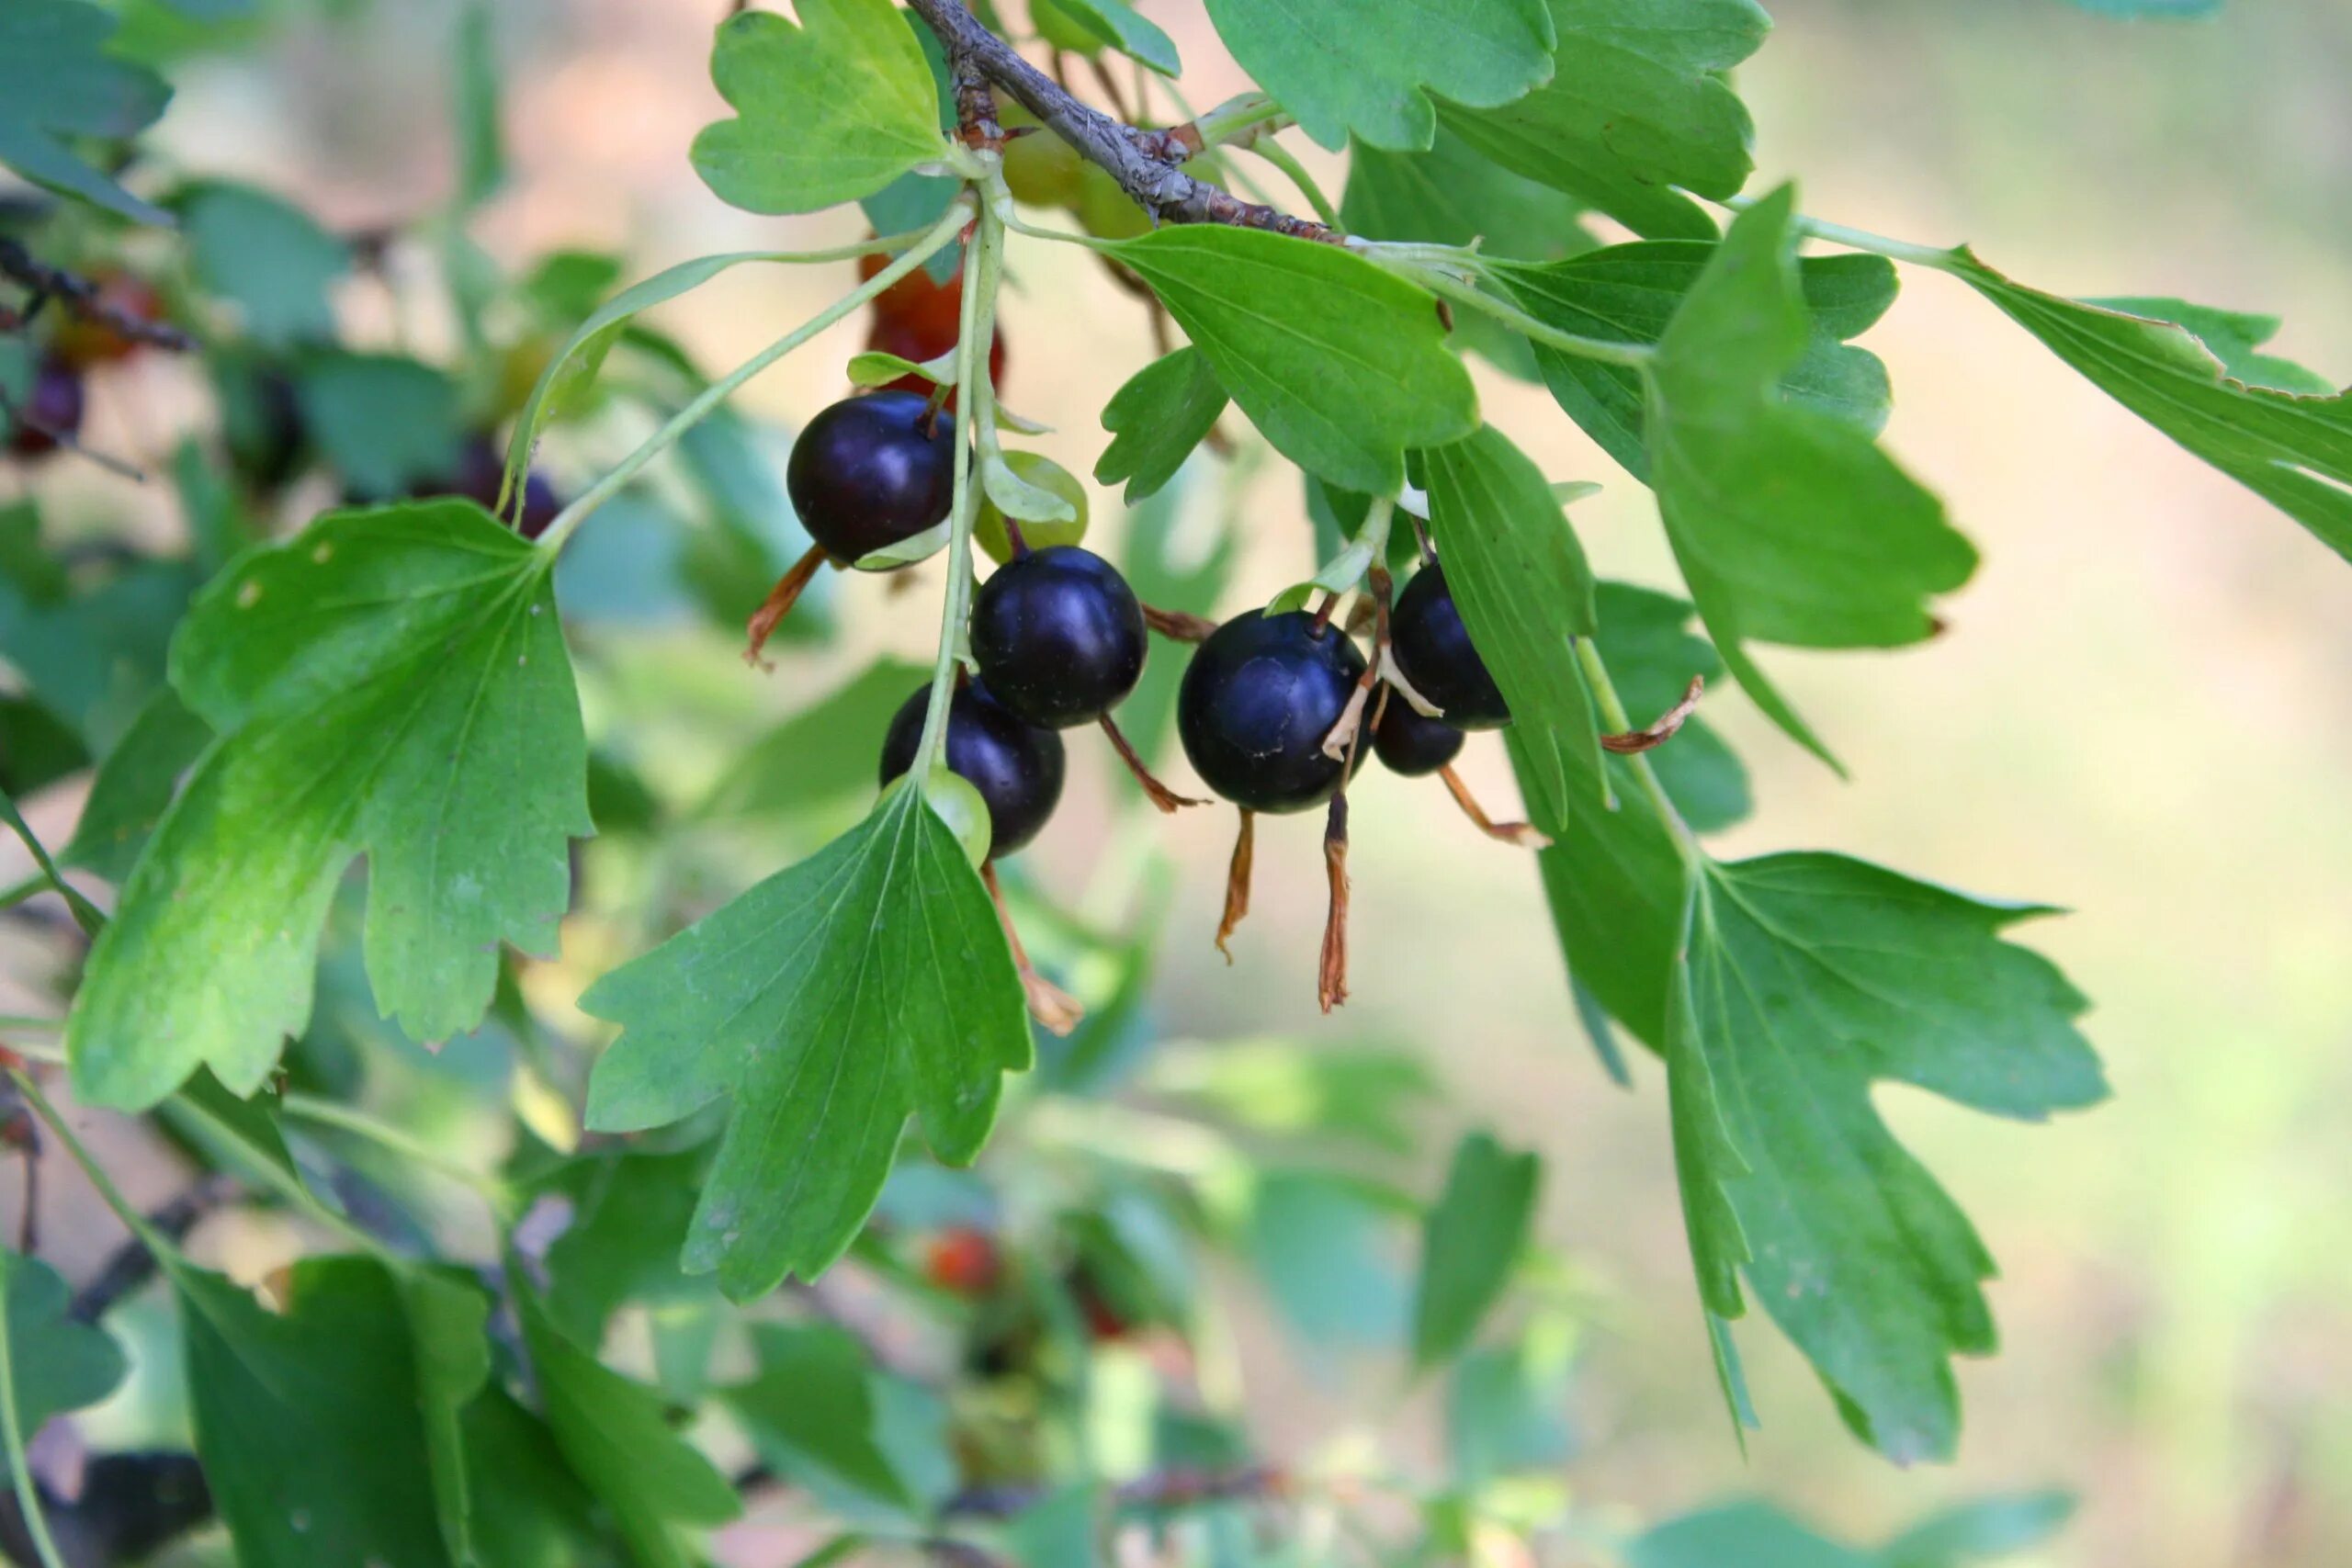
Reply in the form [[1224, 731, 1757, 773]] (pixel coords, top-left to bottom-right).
[[692, 0, 947, 217], [1204, 0, 1555, 151], [582, 784, 1031, 1300], [1438, 0, 1769, 239], [1669, 853, 2107, 1461], [68, 501, 590, 1110], [1103, 226, 1477, 496], [1645, 188, 1973, 765]]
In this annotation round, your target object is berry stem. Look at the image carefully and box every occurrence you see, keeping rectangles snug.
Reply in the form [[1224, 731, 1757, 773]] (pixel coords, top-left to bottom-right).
[[1097, 714, 1204, 813], [1373, 259, 1657, 370], [1436, 764, 1550, 850], [536, 198, 975, 557], [981, 863, 1084, 1036], [1215, 809, 1255, 962], [742, 542, 830, 668]]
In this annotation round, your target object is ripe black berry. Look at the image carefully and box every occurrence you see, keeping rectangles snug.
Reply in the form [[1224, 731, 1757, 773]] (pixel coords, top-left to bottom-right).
[[1177, 609, 1368, 814], [879, 681, 1065, 857], [1390, 562, 1509, 729], [786, 390, 956, 565], [970, 547, 1146, 728], [6, 356, 85, 458], [1371, 692, 1464, 777]]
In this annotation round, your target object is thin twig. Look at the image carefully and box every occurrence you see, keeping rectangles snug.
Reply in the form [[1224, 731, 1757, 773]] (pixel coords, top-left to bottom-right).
[[0, 241, 192, 353], [70, 1177, 238, 1325]]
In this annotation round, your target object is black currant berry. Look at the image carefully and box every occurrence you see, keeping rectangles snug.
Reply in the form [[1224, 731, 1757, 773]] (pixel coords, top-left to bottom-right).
[[1176, 609, 1368, 814], [1389, 562, 1509, 729], [6, 356, 85, 458], [786, 389, 956, 564], [1371, 691, 1464, 777], [970, 546, 1147, 728], [441, 435, 561, 538], [879, 682, 1065, 856]]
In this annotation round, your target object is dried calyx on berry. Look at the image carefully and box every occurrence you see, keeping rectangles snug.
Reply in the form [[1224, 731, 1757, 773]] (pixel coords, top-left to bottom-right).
[[1176, 608, 1368, 814]]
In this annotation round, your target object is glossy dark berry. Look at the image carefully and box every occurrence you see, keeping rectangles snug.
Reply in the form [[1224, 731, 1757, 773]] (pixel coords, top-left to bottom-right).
[[223, 367, 309, 491], [787, 390, 956, 564], [6, 357, 85, 458], [1176, 609, 1368, 814], [1389, 562, 1509, 729], [879, 682, 1065, 857], [1371, 691, 1464, 777], [970, 547, 1146, 728]]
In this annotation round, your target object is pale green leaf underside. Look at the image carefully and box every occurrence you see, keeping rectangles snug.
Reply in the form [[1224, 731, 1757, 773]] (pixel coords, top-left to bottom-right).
[[1646, 188, 1973, 766], [1669, 853, 2106, 1462], [1094, 345, 1228, 504], [691, 0, 947, 216], [1045, 0, 1181, 75], [1108, 226, 1478, 496], [582, 787, 1031, 1301], [1438, 0, 1769, 239], [1954, 254, 2352, 563], [67, 501, 590, 1111], [1417, 424, 1600, 821], [1204, 0, 1555, 151]]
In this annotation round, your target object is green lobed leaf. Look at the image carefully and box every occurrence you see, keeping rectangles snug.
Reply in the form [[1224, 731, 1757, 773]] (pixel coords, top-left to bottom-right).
[[1883, 1492, 2076, 1567], [460, 1389, 605, 1568], [1446, 1315, 1577, 1487], [296, 354, 465, 500], [61, 687, 213, 877], [1669, 853, 2107, 1461], [1645, 188, 1973, 766], [1103, 226, 1478, 495], [0, 0, 173, 223], [1, 1250, 128, 1433], [691, 0, 946, 217], [582, 784, 1032, 1300], [1095, 347, 1230, 505], [1437, 0, 1769, 239], [514, 1270, 741, 1567], [1951, 254, 2352, 562], [1632, 1502, 1875, 1568], [1495, 241, 1897, 478], [1204, 0, 1555, 151], [1244, 1170, 1412, 1351], [539, 1147, 708, 1345], [1411, 1132, 1541, 1369], [1033, 0, 1180, 74], [1416, 425, 1600, 823], [176, 1257, 489, 1568], [67, 501, 591, 1110], [1341, 129, 1593, 260], [180, 181, 351, 348]]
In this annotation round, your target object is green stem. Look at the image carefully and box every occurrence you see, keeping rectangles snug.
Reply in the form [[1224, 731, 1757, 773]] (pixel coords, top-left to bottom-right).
[[1718, 195, 1957, 271], [910, 199, 1007, 781], [0, 1269, 66, 1568], [163, 1087, 389, 1261], [1312, 494, 1395, 592], [0, 785, 101, 938], [1247, 138, 1340, 229], [1395, 262, 1656, 369], [1187, 93, 1289, 152], [1574, 639, 1698, 863], [535, 199, 976, 555], [7, 1069, 165, 1255], [277, 1093, 517, 1218]]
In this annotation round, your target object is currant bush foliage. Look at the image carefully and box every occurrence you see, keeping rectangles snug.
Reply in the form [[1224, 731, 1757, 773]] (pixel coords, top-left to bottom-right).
[[0, 0, 2332, 1561]]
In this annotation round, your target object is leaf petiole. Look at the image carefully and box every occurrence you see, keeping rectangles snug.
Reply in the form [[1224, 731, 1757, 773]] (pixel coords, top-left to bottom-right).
[[535, 197, 977, 554], [1390, 259, 1657, 370]]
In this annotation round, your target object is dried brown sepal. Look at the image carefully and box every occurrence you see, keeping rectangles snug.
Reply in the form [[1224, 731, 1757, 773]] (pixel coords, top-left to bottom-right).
[[1099, 713, 1205, 812], [742, 543, 831, 670], [1599, 674, 1705, 755], [983, 863, 1086, 1036], [1216, 808, 1255, 962], [1317, 794, 1350, 1012], [1141, 603, 1219, 643], [1317, 671, 1374, 761], [1438, 763, 1551, 849]]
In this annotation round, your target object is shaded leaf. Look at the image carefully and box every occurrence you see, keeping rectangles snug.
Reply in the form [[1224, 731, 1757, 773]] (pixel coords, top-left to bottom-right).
[[62, 686, 211, 882], [1412, 1132, 1541, 1368], [296, 355, 465, 500], [68, 502, 590, 1110], [1035, 0, 1179, 74], [1094, 347, 1228, 505], [0, 0, 172, 223], [1, 1251, 127, 1432], [582, 785, 1031, 1299], [722, 1323, 916, 1517], [181, 182, 349, 348], [701, 657, 932, 820], [1592, 581, 1748, 833]]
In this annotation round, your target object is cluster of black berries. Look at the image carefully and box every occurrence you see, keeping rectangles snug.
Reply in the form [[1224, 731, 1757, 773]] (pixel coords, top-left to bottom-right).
[[775, 380, 1538, 1021]]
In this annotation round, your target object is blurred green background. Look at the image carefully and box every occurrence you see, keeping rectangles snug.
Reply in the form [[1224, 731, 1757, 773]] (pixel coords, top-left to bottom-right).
[[16, 2, 2352, 1564]]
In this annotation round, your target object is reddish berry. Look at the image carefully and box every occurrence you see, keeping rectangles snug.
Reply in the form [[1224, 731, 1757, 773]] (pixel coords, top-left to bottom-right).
[[924, 1227, 1002, 1296]]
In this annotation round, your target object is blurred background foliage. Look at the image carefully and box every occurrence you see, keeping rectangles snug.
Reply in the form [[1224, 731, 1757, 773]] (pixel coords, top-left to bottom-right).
[[2, 1, 2347, 1565]]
